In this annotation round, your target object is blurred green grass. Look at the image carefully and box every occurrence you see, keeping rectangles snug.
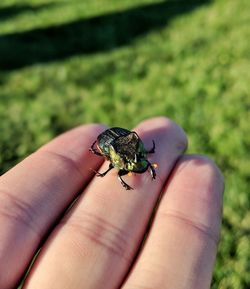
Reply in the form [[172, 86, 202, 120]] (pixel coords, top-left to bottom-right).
[[0, 0, 249, 288]]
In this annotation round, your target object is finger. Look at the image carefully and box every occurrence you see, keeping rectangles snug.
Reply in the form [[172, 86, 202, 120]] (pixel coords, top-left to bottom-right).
[[24, 117, 188, 289], [122, 155, 224, 289], [0, 124, 106, 289]]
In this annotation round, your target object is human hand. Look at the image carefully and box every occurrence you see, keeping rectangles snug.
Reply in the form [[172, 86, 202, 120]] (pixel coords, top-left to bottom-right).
[[0, 117, 223, 289]]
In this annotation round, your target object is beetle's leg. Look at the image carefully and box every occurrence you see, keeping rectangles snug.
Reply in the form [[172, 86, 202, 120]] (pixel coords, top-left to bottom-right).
[[96, 163, 114, 177], [148, 161, 156, 179], [118, 170, 133, 190], [146, 140, 155, 154], [89, 141, 103, 156]]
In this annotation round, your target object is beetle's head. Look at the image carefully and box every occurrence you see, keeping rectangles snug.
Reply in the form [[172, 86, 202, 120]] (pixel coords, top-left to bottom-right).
[[126, 158, 149, 173], [110, 132, 149, 172], [124, 138, 149, 173]]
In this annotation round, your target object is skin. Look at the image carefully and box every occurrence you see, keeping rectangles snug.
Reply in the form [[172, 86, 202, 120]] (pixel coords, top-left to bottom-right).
[[0, 117, 224, 289]]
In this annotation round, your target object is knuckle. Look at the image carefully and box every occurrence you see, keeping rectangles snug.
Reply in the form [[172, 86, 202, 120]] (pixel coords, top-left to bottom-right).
[[62, 212, 133, 262], [159, 210, 221, 245], [0, 188, 41, 238], [37, 149, 83, 178]]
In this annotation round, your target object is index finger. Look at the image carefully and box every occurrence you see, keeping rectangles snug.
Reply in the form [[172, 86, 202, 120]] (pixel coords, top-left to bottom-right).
[[0, 124, 105, 289]]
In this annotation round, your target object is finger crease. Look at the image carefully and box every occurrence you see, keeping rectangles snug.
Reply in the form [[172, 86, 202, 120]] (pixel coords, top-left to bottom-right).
[[159, 210, 220, 245], [38, 149, 83, 179], [62, 212, 133, 262], [0, 189, 42, 238]]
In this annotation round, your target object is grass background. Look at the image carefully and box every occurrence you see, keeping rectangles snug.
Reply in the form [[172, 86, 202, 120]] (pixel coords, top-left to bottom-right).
[[0, 0, 249, 288]]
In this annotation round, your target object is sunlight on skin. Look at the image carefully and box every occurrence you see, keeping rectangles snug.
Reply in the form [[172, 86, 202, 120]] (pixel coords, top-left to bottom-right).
[[0, 118, 223, 289], [23, 117, 189, 289]]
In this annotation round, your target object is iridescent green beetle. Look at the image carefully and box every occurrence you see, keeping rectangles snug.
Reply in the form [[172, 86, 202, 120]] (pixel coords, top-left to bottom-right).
[[89, 127, 156, 190]]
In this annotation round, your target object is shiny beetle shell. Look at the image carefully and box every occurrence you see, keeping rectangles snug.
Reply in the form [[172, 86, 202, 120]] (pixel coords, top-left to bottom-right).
[[89, 127, 156, 190]]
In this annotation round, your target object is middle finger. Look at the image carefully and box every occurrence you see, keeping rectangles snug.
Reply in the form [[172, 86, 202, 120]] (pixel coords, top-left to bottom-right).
[[24, 117, 187, 289]]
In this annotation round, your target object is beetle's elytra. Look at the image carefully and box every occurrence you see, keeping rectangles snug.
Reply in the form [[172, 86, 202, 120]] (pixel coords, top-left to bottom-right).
[[89, 127, 156, 190]]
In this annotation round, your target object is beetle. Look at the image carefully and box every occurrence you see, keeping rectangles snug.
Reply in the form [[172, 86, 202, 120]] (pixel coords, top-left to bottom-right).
[[89, 127, 156, 190]]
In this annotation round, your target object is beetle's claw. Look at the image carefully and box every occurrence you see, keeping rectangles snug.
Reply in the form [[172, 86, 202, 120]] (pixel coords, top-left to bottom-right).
[[91, 169, 104, 177], [122, 183, 134, 190], [94, 163, 114, 178], [149, 164, 156, 180], [118, 173, 134, 190], [96, 172, 105, 177]]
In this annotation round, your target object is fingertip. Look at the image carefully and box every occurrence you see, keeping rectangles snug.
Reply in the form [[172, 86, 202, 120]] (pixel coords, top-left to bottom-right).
[[41, 123, 106, 147], [72, 123, 107, 136], [135, 116, 188, 154], [39, 123, 107, 160], [173, 154, 224, 211], [162, 154, 224, 246]]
